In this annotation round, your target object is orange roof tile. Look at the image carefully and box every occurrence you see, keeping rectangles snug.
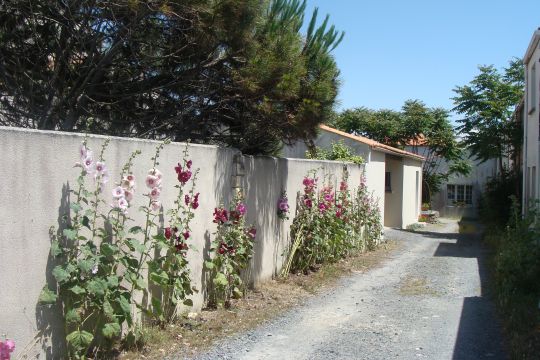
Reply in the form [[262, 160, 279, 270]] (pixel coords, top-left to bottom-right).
[[319, 124, 425, 161]]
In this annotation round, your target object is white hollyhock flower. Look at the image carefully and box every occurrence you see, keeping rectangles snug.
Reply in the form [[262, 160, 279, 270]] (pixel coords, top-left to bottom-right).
[[112, 186, 125, 199]]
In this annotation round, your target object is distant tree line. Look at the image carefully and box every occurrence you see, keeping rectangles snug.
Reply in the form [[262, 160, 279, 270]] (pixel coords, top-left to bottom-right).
[[0, 0, 343, 155]]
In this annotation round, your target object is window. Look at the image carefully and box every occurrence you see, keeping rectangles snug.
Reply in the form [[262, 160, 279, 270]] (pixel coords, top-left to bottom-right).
[[447, 184, 473, 205], [385, 172, 391, 192]]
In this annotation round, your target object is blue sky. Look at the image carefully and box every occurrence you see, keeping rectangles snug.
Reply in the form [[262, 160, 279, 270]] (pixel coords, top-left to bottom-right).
[[304, 0, 539, 118]]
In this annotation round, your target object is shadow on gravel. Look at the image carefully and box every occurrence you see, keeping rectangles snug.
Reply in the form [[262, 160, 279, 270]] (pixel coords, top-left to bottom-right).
[[431, 221, 507, 360]]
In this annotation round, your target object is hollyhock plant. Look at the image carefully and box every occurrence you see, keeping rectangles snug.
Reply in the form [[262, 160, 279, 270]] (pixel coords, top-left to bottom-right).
[[206, 190, 256, 308], [175, 162, 192, 184], [191, 193, 200, 209], [277, 191, 290, 220], [145, 174, 161, 189], [112, 186, 125, 199], [0, 338, 15, 360]]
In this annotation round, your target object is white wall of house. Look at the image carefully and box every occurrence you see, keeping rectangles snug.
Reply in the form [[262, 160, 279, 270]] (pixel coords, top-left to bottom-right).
[[523, 29, 540, 212], [402, 158, 423, 227]]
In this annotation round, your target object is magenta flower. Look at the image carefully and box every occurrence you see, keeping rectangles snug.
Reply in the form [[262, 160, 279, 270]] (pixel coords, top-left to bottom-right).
[[324, 193, 333, 202], [0, 339, 15, 360], [184, 194, 190, 206], [247, 227, 257, 239], [339, 181, 348, 191], [213, 208, 228, 224], [186, 160, 192, 169], [165, 227, 173, 240], [236, 203, 246, 216], [303, 198, 313, 208], [318, 202, 327, 213], [183, 231, 190, 240], [192, 192, 200, 209]]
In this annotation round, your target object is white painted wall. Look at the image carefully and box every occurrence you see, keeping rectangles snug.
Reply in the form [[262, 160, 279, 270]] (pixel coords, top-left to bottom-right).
[[384, 157, 403, 228], [523, 31, 540, 212], [364, 151, 386, 226], [0, 127, 365, 358], [402, 158, 423, 228]]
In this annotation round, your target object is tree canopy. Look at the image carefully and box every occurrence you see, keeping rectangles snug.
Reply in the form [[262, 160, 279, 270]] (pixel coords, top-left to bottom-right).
[[331, 100, 470, 198], [452, 59, 524, 168], [0, 0, 343, 155]]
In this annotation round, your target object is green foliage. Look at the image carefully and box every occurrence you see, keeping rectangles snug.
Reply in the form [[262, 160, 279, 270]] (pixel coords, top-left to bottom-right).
[[306, 140, 364, 165], [479, 172, 522, 225], [452, 58, 524, 167], [332, 100, 470, 197], [1, 0, 343, 156], [205, 190, 256, 308], [485, 198, 540, 359], [281, 170, 382, 275]]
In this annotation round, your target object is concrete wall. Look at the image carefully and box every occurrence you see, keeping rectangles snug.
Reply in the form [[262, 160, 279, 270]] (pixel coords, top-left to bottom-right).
[[0, 127, 363, 358]]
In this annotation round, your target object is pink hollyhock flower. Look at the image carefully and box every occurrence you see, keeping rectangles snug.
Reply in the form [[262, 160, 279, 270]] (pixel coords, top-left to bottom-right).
[[112, 186, 125, 199], [165, 227, 172, 240], [95, 161, 106, 175], [149, 187, 161, 200], [79, 144, 89, 160], [0, 339, 15, 360], [117, 197, 128, 210], [247, 227, 257, 239], [151, 200, 161, 211], [324, 193, 333, 202], [318, 202, 327, 213], [236, 203, 246, 216], [340, 181, 348, 191], [124, 189, 134, 202], [122, 174, 136, 189], [304, 198, 313, 208], [82, 155, 95, 174], [184, 194, 190, 206], [148, 168, 162, 179], [186, 160, 192, 169], [145, 174, 161, 189], [336, 210, 342, 218], [278, 200, 289, 211]]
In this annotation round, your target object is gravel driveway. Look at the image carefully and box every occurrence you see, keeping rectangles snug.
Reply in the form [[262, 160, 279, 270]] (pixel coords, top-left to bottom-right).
[[187, 219, 507, 360]]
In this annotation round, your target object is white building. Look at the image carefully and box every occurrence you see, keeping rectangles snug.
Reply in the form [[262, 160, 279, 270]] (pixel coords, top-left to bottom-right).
[[284, 125, 425, 229], [523, 28, 540, 212]]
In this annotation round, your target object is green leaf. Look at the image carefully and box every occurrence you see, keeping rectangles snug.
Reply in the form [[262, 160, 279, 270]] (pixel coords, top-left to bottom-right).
[[50, 240, 62, 257], [66, 330, 93, 350], [102, 322, 121, 339], [152, 233, 168, 242], [81, 216, 91, 230], [87, 279, 108, 297], [204, 261, 215, 270], [69, 285, 86, 295], [101, 243, 119, 257], [65, 308, 81, 325], [104, 300, 115, 319], [127, 238, 147, 253], [78, 259, 94, 273], [117, 295, 131, 316], [52, 266, 70, 284], [149, 271, 169, 286], [183, 299, 193, 307], [151, 297, 163, 317], [63, 228, 77, 241], [70, 203, 82, 213], [106, 275, 119, 288], [213, 272, 228, 287], [38, 287, 57, 304], [129, 226, 144, 234]]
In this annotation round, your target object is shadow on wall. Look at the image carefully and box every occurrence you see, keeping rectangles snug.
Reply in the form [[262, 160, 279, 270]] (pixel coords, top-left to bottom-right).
[[199, 149, 237, 302], [34, 183, 71, 359]]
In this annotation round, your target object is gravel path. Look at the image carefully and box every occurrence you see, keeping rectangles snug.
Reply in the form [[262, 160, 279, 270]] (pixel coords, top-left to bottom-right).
[[187, 219, 507, 360]]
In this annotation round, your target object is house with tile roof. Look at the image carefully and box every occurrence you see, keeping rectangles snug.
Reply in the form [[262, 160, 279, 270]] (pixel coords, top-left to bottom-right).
[[283, 124, 425, 229]]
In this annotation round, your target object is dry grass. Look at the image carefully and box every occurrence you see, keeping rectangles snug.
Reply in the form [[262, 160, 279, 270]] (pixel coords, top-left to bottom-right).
[[398, 275, 439, 296], [120, 241, 399, 359]]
